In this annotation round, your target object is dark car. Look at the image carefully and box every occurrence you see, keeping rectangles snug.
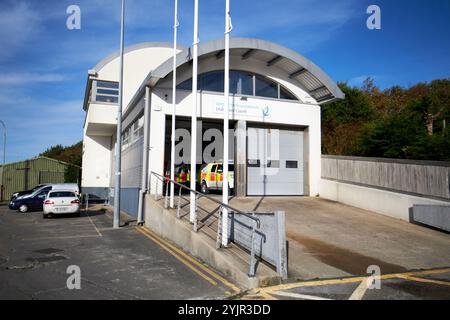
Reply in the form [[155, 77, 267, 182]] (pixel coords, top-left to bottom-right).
[[10, 184, 48, 201], [9, 187, 51, 213]]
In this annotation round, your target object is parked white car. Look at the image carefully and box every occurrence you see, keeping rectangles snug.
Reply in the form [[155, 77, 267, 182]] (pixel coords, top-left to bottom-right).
[[43, 190, 81, 218]]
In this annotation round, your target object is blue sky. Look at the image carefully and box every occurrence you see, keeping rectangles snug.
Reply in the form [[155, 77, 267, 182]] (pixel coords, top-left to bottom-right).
[[0, 0, 449, 163]]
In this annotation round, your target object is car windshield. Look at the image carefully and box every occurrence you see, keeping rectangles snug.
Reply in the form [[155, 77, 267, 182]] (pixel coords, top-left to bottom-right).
[[49, 191, 76, 198], [31, 186, 51, 197]]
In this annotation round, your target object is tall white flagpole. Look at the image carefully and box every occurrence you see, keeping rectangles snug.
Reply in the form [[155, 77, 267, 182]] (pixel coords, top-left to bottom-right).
[[170, 0, 179, 208], [190, 0, 199, 224], [222, 0, 231, 246], [113, 0, 125, 229]]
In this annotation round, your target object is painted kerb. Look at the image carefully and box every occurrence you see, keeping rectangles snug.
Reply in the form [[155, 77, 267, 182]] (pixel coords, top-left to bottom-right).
[[322, 155, 450, 201]]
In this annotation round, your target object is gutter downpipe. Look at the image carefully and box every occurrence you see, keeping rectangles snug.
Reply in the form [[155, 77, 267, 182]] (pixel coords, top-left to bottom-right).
[[137, 86, 151, 225]]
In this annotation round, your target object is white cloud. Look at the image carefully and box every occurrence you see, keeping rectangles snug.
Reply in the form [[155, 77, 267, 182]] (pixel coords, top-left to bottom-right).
[[0, 73, 67, 86], [0, 1, 41, 61]]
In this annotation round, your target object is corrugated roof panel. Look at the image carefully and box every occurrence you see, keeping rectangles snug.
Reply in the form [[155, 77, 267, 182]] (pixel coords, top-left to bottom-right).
[[297, 72, 323, 91], [311, 87, 332, 99], [277, 58, 302, 74], [252, 50, 279, 63]]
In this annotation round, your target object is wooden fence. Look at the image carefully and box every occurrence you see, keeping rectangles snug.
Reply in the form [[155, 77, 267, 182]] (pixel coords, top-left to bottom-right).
[[322, 155, 450, 200]]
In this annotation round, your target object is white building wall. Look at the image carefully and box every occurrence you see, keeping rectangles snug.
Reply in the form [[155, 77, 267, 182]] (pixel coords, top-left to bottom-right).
[[81, 134, 111, 188], [82, 45, 177, 193], [95, 47, 177, 112], [148, 88, 322, 196]]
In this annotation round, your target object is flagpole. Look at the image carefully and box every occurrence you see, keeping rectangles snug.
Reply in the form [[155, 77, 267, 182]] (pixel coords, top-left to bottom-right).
[[222, 0, 231, 246], [190, 0, 199, 225], [170, 0, 179, 208], [113, 0, 125, 229]]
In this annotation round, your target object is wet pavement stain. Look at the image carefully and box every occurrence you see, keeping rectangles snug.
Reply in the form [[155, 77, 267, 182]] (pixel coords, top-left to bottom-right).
[[287, 232, 408, 275], [33, 248, 64, 255], [25, 256, 67, 263]]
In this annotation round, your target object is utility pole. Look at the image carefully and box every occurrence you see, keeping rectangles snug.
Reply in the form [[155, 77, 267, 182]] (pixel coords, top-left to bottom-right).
[[113, 0, 125, 229], [0, 120, 6, 202], [0, 120, 6, 165], [222, 0, 232, 246], [190, 0, 199, 224], [170, 0, 179, 208]]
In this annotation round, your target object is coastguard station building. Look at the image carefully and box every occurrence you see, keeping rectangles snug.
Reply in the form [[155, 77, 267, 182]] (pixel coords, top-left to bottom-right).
[[82, 38, 344, 217]]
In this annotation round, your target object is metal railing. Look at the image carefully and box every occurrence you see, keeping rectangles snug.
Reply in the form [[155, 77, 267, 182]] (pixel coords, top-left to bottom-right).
[[149, 171, 263, 277]]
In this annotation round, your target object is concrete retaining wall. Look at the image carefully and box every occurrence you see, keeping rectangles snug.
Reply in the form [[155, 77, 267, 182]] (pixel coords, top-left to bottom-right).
[[319, 179, 450, 221], [144, 195, 280, 289]]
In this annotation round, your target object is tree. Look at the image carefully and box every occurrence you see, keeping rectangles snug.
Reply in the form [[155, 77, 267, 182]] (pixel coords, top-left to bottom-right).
[[39, 141, 82, 183], [322, 77, 450, 161], [321, 82, 374, 155]]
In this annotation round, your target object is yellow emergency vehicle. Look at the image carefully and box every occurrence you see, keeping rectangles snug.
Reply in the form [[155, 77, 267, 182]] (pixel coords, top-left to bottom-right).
[[199, 161, 234, 194]]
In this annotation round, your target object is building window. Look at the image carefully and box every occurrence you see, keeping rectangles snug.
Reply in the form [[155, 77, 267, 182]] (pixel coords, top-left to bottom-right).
[[286, 160, 298, 168], [91, 80, 119, 104], [279, 86, 297, 100], [230, 71, 253, 96], [121, 115, 144, 151], [255, 75, 278, 99], [177, 70, 298, 101]]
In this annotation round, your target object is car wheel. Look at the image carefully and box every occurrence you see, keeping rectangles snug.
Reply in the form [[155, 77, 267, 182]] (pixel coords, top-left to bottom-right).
[[201, 181, 209, 194], [18, 204, 29, 213], [43, 213, 49, 219]]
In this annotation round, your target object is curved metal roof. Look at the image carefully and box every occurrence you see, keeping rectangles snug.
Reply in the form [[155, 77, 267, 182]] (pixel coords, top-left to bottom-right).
[[143, 37, 344, 104]]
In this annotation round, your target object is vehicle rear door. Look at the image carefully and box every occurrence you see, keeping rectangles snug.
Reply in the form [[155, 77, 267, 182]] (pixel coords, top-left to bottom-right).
[[209, 164, 218, 189], [216, 164, 223, 190], [50, 191, 76, 213]]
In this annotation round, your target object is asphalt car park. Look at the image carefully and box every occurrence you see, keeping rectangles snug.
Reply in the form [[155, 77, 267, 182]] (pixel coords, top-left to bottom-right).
[[1, 200, 450, 300], [0, 203, 236, 300], [244, 267, 450, 300]]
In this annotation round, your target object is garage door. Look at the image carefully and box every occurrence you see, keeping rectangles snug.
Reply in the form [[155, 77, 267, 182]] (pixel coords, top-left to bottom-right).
[[247, 127, 304, 196]]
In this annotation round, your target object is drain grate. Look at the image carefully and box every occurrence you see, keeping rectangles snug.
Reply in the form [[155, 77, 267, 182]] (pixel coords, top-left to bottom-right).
[[33, 248, 64, 255]]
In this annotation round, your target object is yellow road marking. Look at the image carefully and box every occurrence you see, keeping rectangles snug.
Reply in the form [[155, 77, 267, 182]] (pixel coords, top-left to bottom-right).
[[259, 291, 278, 300], [136, 227, 218, 286], [396, 275, 450, 286], [259, 268, 450, 294], [138, 226, 241, 294], [272, 290, 332, 300], [138, 227, 240, 293]]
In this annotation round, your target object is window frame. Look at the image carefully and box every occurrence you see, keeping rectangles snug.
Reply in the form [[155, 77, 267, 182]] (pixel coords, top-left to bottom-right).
[[90, 80, 119, 105], [177, 70, 298, 101]]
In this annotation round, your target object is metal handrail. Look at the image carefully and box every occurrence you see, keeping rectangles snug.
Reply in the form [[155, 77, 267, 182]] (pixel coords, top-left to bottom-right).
[[149, 171, 261, 228], [149, 170, 262, 277]]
